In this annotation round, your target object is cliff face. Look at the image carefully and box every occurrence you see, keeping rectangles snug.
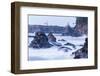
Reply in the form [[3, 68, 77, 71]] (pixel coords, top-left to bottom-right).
[[62, 17, 88, 36], [74, 17, 88, 35]]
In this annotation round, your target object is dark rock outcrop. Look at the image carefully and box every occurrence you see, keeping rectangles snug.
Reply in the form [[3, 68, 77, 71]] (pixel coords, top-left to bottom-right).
[[72, 38, 88, 59], [48, 32, 56, 42], [29, 32, 52, 48], [62, 25, 80, 36], [47, 33, 62, 46], [74, 17, 88, 35], [62, 17, 88, 37]]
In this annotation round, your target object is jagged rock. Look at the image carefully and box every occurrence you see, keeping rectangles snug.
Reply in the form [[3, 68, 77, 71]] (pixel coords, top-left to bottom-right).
[[72, 38, 88, 59], [47, 32, 62, 46], [29, 32, 52, 48], [62, 25, 82, 37], [48, 32, 56, 42]]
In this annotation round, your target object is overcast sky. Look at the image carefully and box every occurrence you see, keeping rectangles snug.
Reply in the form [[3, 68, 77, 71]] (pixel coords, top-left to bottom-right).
[[29, 15, 76, 27]]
